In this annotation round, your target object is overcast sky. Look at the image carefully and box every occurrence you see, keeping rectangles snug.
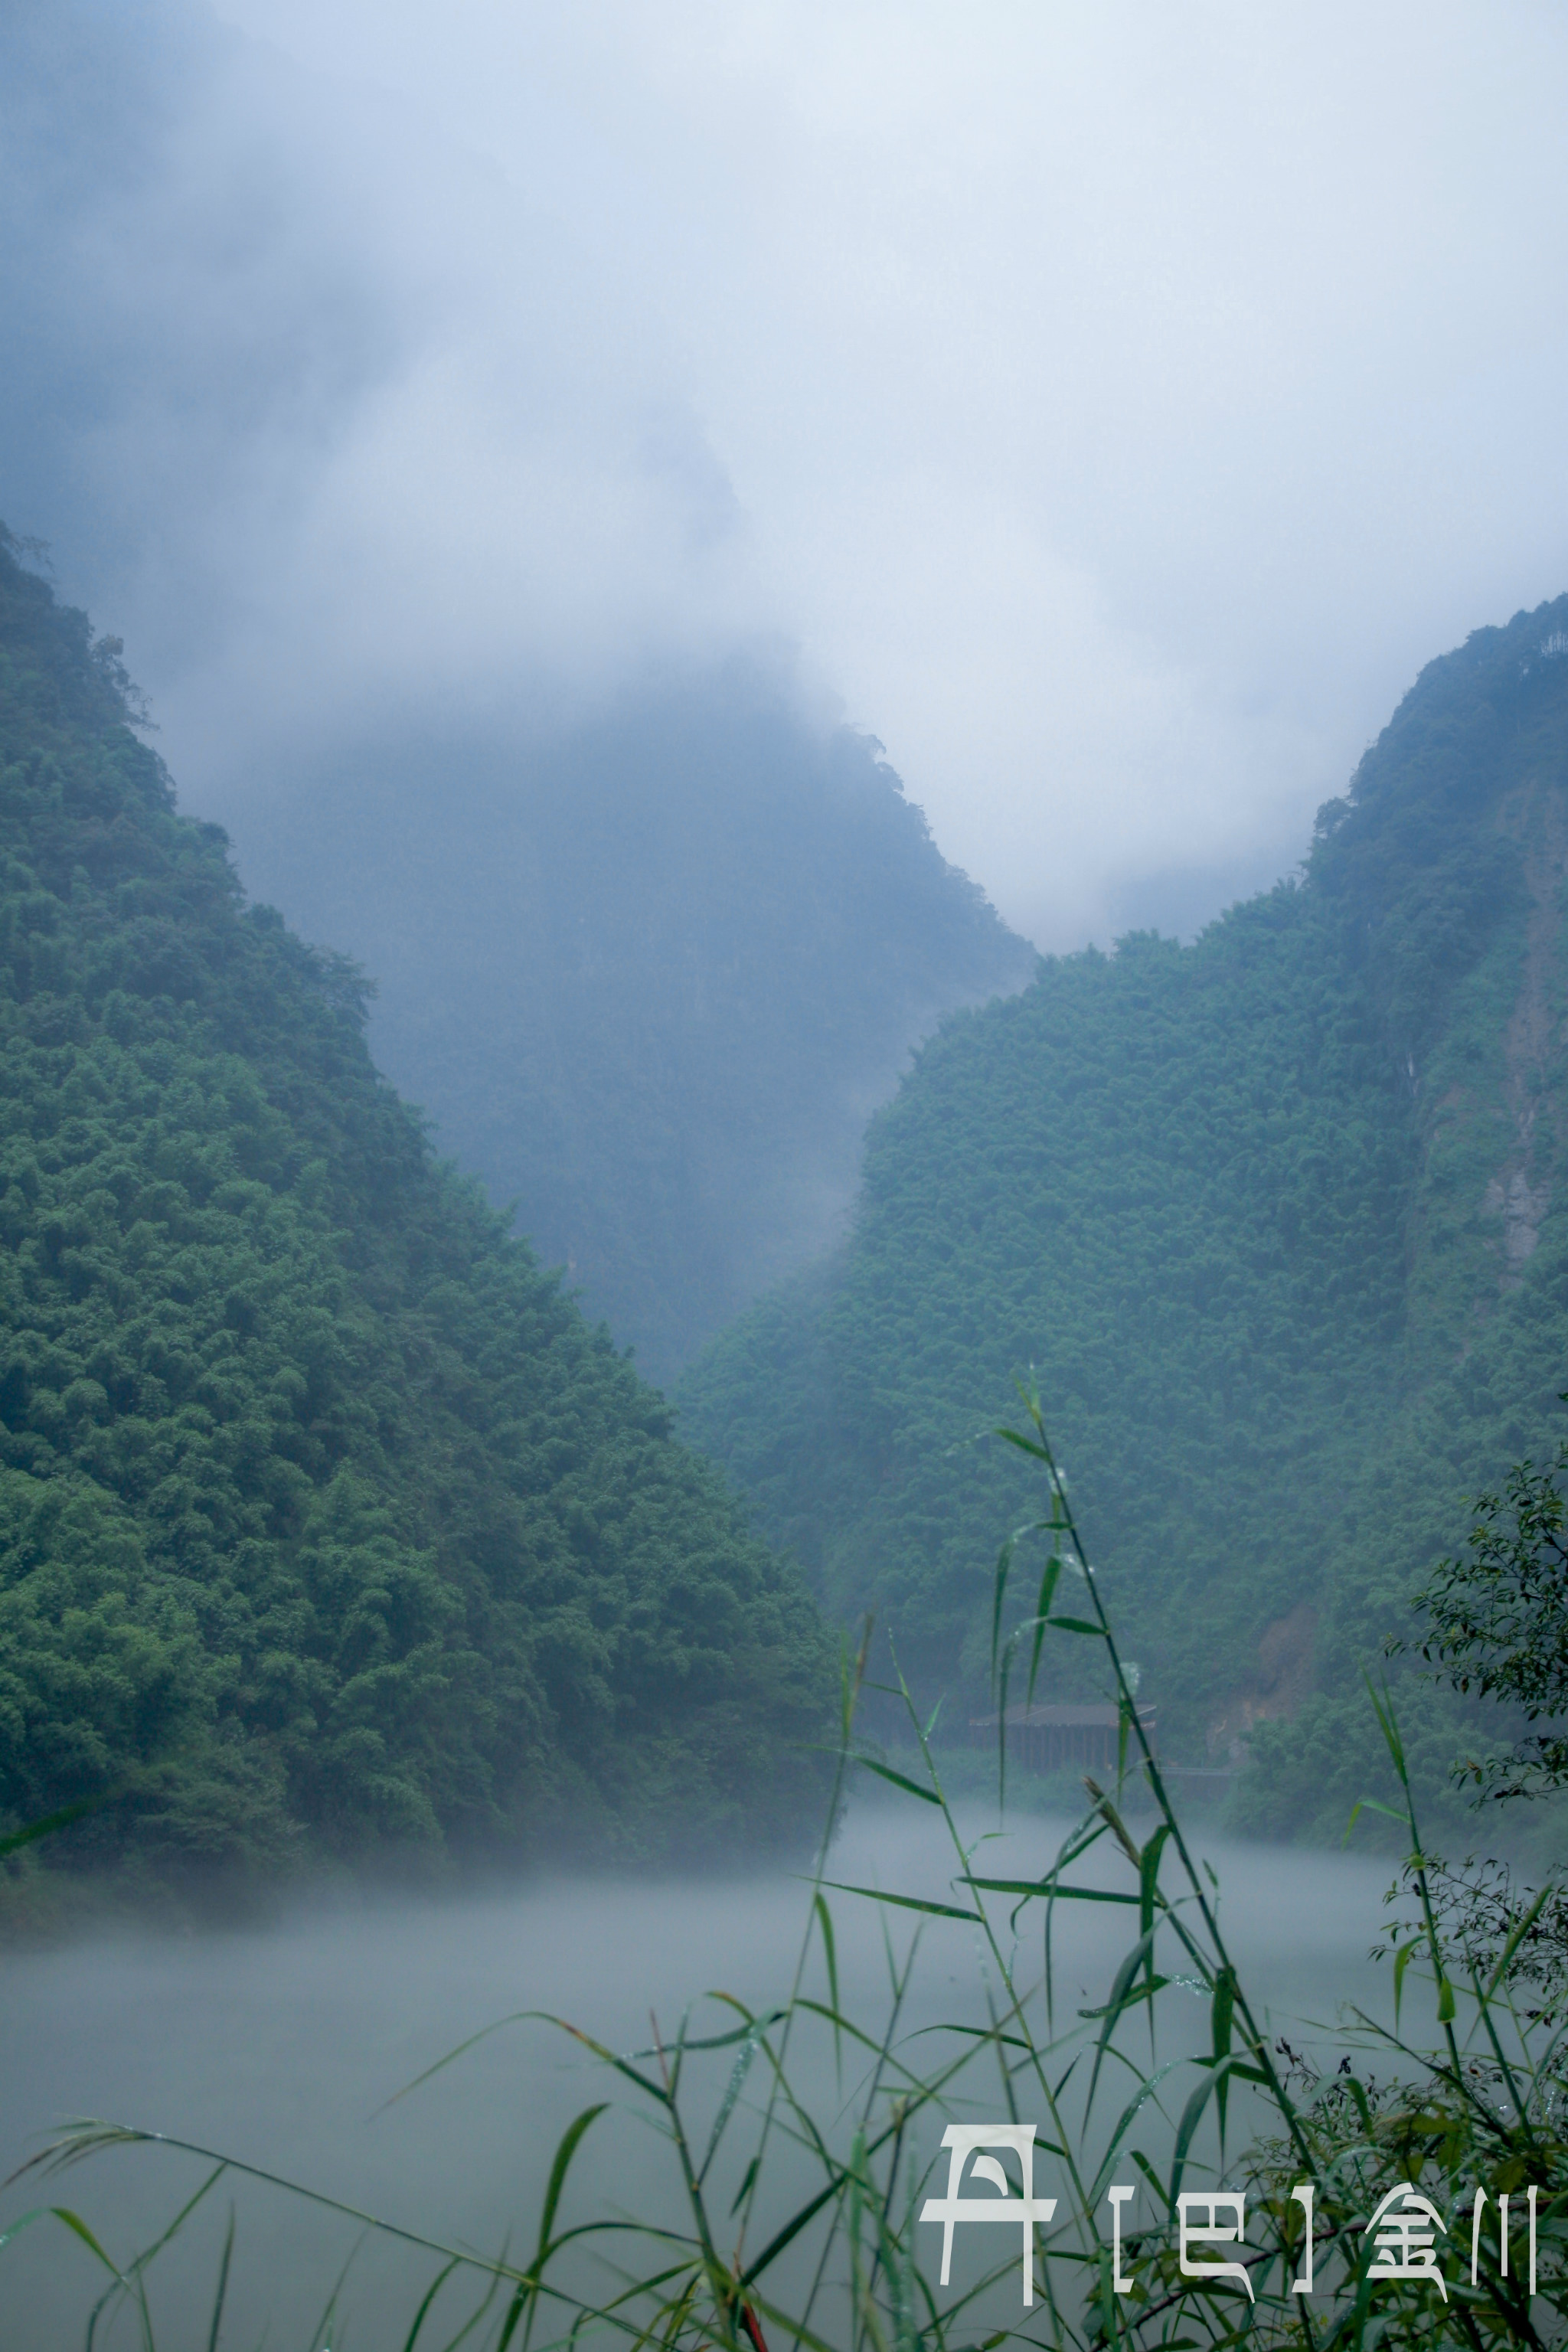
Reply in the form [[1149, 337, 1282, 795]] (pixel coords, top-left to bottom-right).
[[5, 0, 1568, 947]]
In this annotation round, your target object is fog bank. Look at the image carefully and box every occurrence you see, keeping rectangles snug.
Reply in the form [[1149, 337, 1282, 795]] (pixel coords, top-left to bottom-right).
[[0, 1806, 1391, 2345], [6, 4, 1568, 947]]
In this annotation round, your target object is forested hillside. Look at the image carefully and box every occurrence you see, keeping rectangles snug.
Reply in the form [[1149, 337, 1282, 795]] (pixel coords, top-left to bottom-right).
[[0, 529, 833, 1885], [681, 598, 1568, 1840], [221, 688, 1034, 1380]]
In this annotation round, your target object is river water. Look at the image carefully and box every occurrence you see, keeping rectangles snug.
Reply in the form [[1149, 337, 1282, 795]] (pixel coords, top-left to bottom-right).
[[0, 1805, 1396, 2347]]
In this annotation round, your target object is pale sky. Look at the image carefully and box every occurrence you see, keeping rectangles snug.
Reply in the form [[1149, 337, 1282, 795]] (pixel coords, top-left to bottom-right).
[[6, 0, 1568, 946]]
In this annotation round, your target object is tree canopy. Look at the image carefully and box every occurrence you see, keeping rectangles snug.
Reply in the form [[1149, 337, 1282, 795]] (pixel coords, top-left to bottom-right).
[[681, 598, 1568, 1838], [0, 528, 834, 1884]]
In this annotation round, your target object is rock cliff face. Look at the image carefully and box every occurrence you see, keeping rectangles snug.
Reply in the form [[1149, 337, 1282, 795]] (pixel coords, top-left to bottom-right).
[[678, 594, 1568, 1840], [1479, 784, 1566, 1287]]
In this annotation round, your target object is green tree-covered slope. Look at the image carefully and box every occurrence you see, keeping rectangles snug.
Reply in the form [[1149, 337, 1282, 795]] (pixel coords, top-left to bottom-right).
[[224, 689, 1034, 1383], [680, 599, 1568, 1838], [0, 531, 832, 1881]]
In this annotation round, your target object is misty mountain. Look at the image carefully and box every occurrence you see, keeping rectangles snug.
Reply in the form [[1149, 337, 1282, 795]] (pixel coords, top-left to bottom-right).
[[0, 0, 1026, 1372], [0, 531, 832, 1886], [680, 596, 1568, 1840], [222, 683, 1034, 1380]]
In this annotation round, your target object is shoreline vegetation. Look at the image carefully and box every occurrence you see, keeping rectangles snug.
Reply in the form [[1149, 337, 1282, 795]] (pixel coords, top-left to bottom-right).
[[7, 1388, 1566, 2349]]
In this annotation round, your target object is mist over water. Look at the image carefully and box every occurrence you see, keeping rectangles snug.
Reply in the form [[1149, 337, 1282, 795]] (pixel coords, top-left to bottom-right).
[[0, 1804, 1393, 2347]]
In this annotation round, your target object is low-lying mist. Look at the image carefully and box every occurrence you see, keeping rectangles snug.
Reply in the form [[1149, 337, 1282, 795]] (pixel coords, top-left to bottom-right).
[[0, 1802, 1393, 2347]]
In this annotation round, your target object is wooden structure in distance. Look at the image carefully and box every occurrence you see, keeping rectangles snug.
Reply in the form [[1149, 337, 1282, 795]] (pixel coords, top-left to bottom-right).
[[966, 1701, 1158, 1772]]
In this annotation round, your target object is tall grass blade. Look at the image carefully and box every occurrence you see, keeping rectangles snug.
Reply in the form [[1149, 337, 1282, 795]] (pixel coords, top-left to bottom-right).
[[204, 2204, 234, 2352]]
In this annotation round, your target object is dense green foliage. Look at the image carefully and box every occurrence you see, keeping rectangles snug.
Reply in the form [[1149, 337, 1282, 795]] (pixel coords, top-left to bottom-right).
[[227, 691, 1033, 1380], [0, 532, 834, 1881], [1403, 1449, 1568, 1805], [681, 599, 1568, 1836]]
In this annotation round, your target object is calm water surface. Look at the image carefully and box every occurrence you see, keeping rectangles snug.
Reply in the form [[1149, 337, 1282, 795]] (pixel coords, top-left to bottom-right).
[[0, 1805, 1395, 2346]]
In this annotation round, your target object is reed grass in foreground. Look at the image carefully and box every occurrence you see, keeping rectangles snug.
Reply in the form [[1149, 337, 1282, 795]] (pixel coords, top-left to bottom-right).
[[4, 1384, 1566, 2349]]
